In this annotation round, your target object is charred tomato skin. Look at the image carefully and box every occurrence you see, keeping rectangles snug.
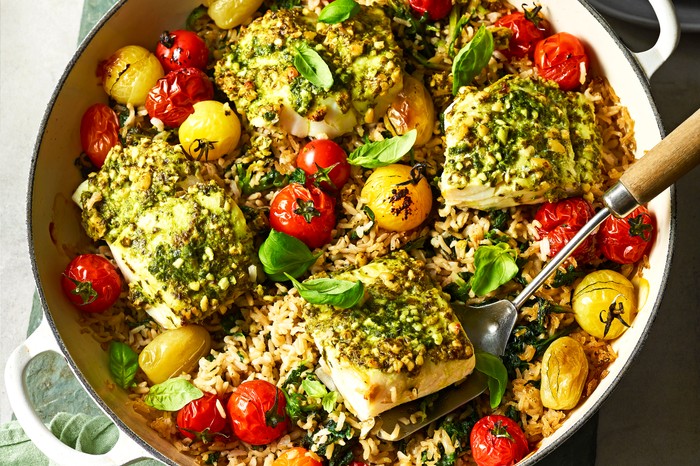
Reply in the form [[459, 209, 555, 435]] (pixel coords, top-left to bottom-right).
[[61, 254, 122, 313], [470, 415, 529, 466], [534, 32, 590, 91], [269, 183, 336, 249], [597, 205, 654, 264], [226, 380, 289, 446], [145, 67, 214, 128], [155, 29, 209, 73], [495, 10, 551, 58], [176, 393, 229, 442], [80, 103, 120, 167], [535, 197, 596, 262]]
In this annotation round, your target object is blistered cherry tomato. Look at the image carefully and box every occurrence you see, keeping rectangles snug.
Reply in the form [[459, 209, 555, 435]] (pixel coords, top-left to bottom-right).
[[269, 183, 336, 249], [535, 197, 595, 262], [495, 8, 550, 58], [408, 0, 452, 21], [156, 30, 209, 73], [534, 32, 589, 91], [61, 254, 122, 313], [145, 67, 214, 127], [80, 103, 120, 167], [226, 380, 288, 446], [100, 45, 164, 106], [470, 415, 529, 466], [296, 139, 351, 191], [597, 206, 654, 264], [272, 447, 323, 466], [177, 393, 229, 442]]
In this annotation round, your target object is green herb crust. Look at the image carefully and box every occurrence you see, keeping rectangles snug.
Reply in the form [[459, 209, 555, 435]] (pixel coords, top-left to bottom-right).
[[304, 251, 473, 375], [440, 75, 602, 210], [77, 139, 256, 328], [214, 5, 403, 137]]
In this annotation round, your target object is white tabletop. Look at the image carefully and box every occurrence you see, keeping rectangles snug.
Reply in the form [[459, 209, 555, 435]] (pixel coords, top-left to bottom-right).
[[1, 1, 698, 465]]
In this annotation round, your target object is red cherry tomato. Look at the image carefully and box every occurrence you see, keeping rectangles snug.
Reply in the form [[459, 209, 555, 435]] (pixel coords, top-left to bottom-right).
[[145, 67, 214, 128], [597, 205, 654, 264], [61, 254, 122, 313], [470, 415, 529, 466], [408, 0, 452, 21], [296, 139, 351, 191], [80, 103, 120, 168], [535, 197, 595, 262], [269, 183, 336, 249], [155, 29, 209, 73], [272, 447, 323, 466], [495, 8, 551, 58], [226, 380, 288, 446], [534, 32, 589, 91], [177, 393, 229, 442]]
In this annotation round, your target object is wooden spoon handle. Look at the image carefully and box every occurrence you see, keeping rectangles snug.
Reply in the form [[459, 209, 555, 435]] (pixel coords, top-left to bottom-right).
[[619, 108, 700, 204]]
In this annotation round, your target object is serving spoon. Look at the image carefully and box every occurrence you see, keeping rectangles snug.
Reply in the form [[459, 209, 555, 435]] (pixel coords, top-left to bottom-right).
[[377, 108, 700, 440]]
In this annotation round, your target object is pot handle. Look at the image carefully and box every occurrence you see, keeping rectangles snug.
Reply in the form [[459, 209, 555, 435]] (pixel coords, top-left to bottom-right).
[[634, 0, 680, 78], [4, 318, 154, 466]]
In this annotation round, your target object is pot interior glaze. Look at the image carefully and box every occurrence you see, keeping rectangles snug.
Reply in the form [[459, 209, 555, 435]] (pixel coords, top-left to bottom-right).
[[27, 1, 671, 464]]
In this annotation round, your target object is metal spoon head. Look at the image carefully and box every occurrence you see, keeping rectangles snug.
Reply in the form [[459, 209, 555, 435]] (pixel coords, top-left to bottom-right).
[[451, 300, 518, 356]]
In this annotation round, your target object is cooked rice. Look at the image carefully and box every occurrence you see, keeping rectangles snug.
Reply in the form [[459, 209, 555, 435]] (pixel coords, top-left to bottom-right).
[[75, 0, 646, 464]]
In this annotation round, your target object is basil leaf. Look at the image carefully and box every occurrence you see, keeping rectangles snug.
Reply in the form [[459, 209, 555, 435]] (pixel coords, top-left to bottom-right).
[[144, 377, 203, 411], [108, 341, 138, 389], [471, 243, 519, 296], [287, 274, 364, 309], [302, 379, 328, 398], [347, 129, 417, 169], [475, 352, 508, 409], [318, 0, 360, 24], [452, 25, 494, 95], [294, 43, 334, 90], [322, 391, 338, 413], [259, 230, 320, 281]]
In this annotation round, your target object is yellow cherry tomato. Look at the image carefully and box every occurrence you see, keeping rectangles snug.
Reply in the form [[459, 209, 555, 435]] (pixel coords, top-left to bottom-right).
[[179, 100, 241, 161], [272, 447, 323, 466], [204, 0, 264, 29], [384, 74, 436, 147], [572, 270, 637, 340], [138, 325, 211, 384], [101, 45, 164, 106], [361, 164, 432, 232], [540, 336, 588, 410]]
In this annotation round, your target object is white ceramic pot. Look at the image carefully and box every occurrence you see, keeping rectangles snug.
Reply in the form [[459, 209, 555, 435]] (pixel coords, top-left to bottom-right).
[[5, 0, 680, 464]]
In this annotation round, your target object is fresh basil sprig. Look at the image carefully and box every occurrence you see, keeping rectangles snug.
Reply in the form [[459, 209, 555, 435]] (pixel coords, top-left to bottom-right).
[[452, 25, 494, 95], [347, 129, 417, 169], [471, 243, 519, 296], [144, 377, 203, 411], [286, 274, 364, 309], [259, 230, 320, 282], [294, 43, 334, 90], [302, 379, 338, 413], [108, 341, 138, 389], [318, 0, 360, 24], [475, 352, 508, 408]]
